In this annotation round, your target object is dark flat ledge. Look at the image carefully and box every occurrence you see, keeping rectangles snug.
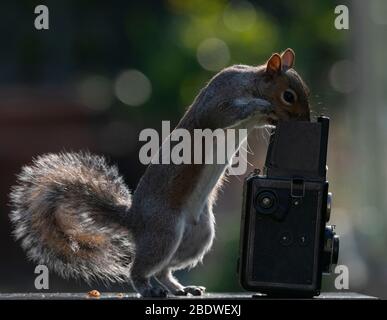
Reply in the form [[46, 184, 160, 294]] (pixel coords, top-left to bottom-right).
[[0, 292, 378, 300]]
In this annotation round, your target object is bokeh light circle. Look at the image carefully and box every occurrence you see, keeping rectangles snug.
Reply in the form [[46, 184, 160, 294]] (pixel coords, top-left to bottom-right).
[[329, 60, 358, 94], [77, 75, 113, 111], [114, 69, 152, 106], [223, 0, 257, 32], [197, 38, 231, 71]]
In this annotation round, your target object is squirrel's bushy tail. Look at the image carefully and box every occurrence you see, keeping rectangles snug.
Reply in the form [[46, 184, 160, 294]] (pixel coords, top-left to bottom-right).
[[9, 152, 134, 284]]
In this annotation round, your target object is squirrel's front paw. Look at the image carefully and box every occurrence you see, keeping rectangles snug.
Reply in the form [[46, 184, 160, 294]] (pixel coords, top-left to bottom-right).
[[141, 286, 168, 298], [183, 286, 206, 296]]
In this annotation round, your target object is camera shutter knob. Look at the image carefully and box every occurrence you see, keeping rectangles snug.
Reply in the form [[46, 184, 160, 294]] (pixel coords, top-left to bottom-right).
[[326, 192, 332, 222]]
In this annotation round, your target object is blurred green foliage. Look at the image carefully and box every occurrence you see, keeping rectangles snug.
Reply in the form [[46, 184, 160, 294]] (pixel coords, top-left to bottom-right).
[[0, 0, 347, 293], [0, 0, 346, 119], [134, 0, 346, 119]]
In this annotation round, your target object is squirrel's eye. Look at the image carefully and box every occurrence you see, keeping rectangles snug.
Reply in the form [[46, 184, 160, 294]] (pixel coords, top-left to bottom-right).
[[281, 89, 296, 105]]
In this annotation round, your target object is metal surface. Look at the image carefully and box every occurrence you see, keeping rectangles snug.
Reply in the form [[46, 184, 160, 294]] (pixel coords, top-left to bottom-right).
[[0, 292, 378, 300]]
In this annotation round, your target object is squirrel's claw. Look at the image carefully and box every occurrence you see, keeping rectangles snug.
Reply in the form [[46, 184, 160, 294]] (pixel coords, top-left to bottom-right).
[[141, 287, 168, 298], [183, 286, 206, 296], [174, 289, 188, 296]]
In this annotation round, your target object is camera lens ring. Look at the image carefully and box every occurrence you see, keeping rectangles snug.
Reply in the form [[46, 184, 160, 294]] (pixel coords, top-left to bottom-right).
[[254, 190, 278, 215], [326, 192, 333, 222], [322, 225, 340, 274], [332, 235, 339, 265]]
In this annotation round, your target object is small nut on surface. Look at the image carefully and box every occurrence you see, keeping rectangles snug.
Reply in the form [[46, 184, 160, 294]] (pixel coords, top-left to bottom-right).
[[87, 290, 101, 298], [116, 293, 124, 299]]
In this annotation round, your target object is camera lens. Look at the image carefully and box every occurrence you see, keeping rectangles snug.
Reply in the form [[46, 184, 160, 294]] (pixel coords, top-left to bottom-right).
[[322, 225, 339, 274], [326, 192, 333, 222], [255, 191, 278, 215], [332, 235, 339, 265], [260, 195, 274, 209]]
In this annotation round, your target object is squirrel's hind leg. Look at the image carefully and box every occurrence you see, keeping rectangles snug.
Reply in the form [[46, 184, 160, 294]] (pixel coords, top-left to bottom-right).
[[130, 213, 185, 297], [155, 269, 206, 296], [155, 269, 186, 295], [155, 204, 215, 296], [131, 275, 168, 298]]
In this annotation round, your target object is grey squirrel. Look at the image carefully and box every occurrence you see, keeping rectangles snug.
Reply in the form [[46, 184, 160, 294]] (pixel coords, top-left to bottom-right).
[[9, 49, 310, 297]]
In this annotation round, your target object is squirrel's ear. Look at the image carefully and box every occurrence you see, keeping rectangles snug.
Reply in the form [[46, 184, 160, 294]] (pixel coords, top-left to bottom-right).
[[281, 48, 295, 70], [265, 53, 282, 75]]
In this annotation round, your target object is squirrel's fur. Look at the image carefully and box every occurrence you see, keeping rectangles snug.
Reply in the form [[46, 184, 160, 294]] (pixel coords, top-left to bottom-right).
[[9, 49, 310, 297], [9, 152, 134, 284]]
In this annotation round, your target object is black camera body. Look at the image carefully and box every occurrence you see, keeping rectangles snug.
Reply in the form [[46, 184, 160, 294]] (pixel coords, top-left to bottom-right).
[[238, 116, 339, 297]]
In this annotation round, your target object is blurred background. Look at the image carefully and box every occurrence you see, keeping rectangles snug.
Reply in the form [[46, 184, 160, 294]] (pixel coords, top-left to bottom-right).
[[0, 0, 386, 298]]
